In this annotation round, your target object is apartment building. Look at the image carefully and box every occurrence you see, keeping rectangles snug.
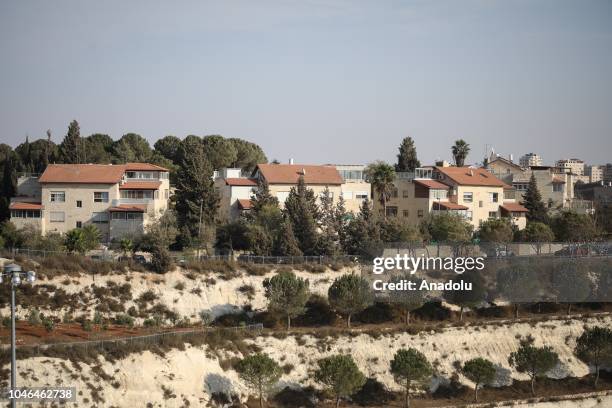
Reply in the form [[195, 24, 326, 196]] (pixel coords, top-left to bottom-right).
[[486, 154, 581, 211], [9, 163, 170, 242], [375, 165, 527, 230], [555, 158, 585, 175], [214, 163, 371, 220], [519, 153, 543, 168], [585, 165, 604, 183]]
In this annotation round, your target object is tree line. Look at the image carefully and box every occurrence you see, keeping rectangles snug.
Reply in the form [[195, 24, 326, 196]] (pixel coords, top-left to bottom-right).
[[233, 325, 611, 407]]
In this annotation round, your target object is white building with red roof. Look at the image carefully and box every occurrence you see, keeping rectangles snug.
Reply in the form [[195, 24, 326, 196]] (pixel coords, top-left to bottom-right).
[[10, 163, 170, 242], [374, 164, 527, 230]]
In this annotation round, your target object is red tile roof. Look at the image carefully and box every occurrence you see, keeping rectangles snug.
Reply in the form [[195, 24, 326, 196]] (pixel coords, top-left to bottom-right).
[[436, 166, 505, 187], [552, 177, 566, 184], [9, 202, 43, 210], [433, 201, 469, 210], [109, 205, 146, 212], [414, 179, 450, 190], [237, 199, 253, 209], [119, 181, 162, 190], [500, 203, 528, 212], [256, 164, 343, 185], [39, 163, 167, 184], [226, 178, 258, 186]]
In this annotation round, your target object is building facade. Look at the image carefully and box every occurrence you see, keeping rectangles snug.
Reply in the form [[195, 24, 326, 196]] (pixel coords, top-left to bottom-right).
[[214, 163, 371, 221], [10, 163, 170, 242], [374, 165, 527, 230], [555, 158, 585, 176], [519, 153, 543, 168]]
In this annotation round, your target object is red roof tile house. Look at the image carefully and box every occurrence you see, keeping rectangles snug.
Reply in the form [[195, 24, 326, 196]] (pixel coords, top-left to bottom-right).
[[10, 163, 170, 242], [214, 163, 371, 221], [373, 165, 527, 230]]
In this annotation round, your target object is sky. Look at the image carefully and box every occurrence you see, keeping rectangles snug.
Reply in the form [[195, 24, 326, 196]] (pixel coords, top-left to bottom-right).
[[1, 0, 611, 166]]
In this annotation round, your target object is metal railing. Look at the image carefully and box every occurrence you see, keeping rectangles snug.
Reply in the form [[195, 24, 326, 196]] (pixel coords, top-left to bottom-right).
[[2, 323, 263, 351]]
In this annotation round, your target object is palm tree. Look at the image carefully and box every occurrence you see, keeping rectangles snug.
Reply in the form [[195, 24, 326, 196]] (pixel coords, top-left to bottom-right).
[[452, 139, 471, 167], [365, 161, 396, 218]]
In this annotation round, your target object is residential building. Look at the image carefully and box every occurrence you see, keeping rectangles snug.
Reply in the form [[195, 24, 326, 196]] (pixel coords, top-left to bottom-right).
[[585, 165, 605, 183], [519, 153, 543, 168], [555, 158, 585, 175], [604, 164, 612, 183], [485, 153, 582, 211], [9, 163, 171, 242], [374, 165, 527, 230], [214, 163, 371, 220], [214, 168, 258, 220], [486, 155, 523, 185]]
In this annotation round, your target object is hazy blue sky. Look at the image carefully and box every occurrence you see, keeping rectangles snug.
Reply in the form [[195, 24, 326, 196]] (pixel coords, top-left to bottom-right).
[[1, 0, 611, 166]]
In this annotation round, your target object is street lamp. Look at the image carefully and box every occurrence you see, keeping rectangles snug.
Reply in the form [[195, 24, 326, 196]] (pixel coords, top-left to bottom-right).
[[1, 264, 36, 408]]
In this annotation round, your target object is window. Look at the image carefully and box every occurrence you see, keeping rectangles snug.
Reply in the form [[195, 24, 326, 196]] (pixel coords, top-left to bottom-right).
[[355, 192, 369, 200], [125, 171, 156, 179], [463, 192, 473, 203], [479, 201, 483, 208], [391, 188, 398, 198], [466, 211, 473, 220], [431, 189, 447, 200], [489, 192, 499, 203], [76, 221, 82, 228], [552, 183, 563, 193], [76, 200, 82, 208], [120, 190, 153, 200], [488, 211, 498, 218], [386, 206, 398, 217], [50, 211, 65, 222], [403, 210, 409, 217], [515, 183, 528, 191], [402, 190, 409, 198], [94, 192, 109, 203], [92, 212, 109, 224], [111, 212, 143, 220], [10, 210, 41, 218], [417, 210, 424, 218], [50, 191, 65, 202]]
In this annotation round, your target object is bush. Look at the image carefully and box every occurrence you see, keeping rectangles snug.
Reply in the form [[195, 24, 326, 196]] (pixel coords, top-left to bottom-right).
[[42, 317, 55, 332], [351, 378, 395, 406], [114, 314, 135, 328], [295, 294, 336, 327], [356, 302, 394, 324]]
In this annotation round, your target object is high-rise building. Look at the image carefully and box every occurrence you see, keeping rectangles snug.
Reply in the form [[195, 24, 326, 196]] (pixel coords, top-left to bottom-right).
[[555, 158, 585, 175], [519, 153, 542, 168]]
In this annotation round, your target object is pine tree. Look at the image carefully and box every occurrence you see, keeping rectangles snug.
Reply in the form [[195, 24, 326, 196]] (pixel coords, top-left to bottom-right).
[[283, 176, 319, 255], [59, 120, 81, 164], [522, 174, 548, 223], [250, 178, 278, 214], [395, 137, 421, 172], [174, 139, 219, 245], [273, 217, 302, 256]]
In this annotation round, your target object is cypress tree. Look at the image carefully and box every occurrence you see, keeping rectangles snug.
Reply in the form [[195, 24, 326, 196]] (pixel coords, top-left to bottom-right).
[[59, 120, 81, 164], [174, 138, 219, 243], [284, 176, 318, 255], [395, 136, 421, 172], [522, 174, 548, 223], [273, 217, 303, 256]]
